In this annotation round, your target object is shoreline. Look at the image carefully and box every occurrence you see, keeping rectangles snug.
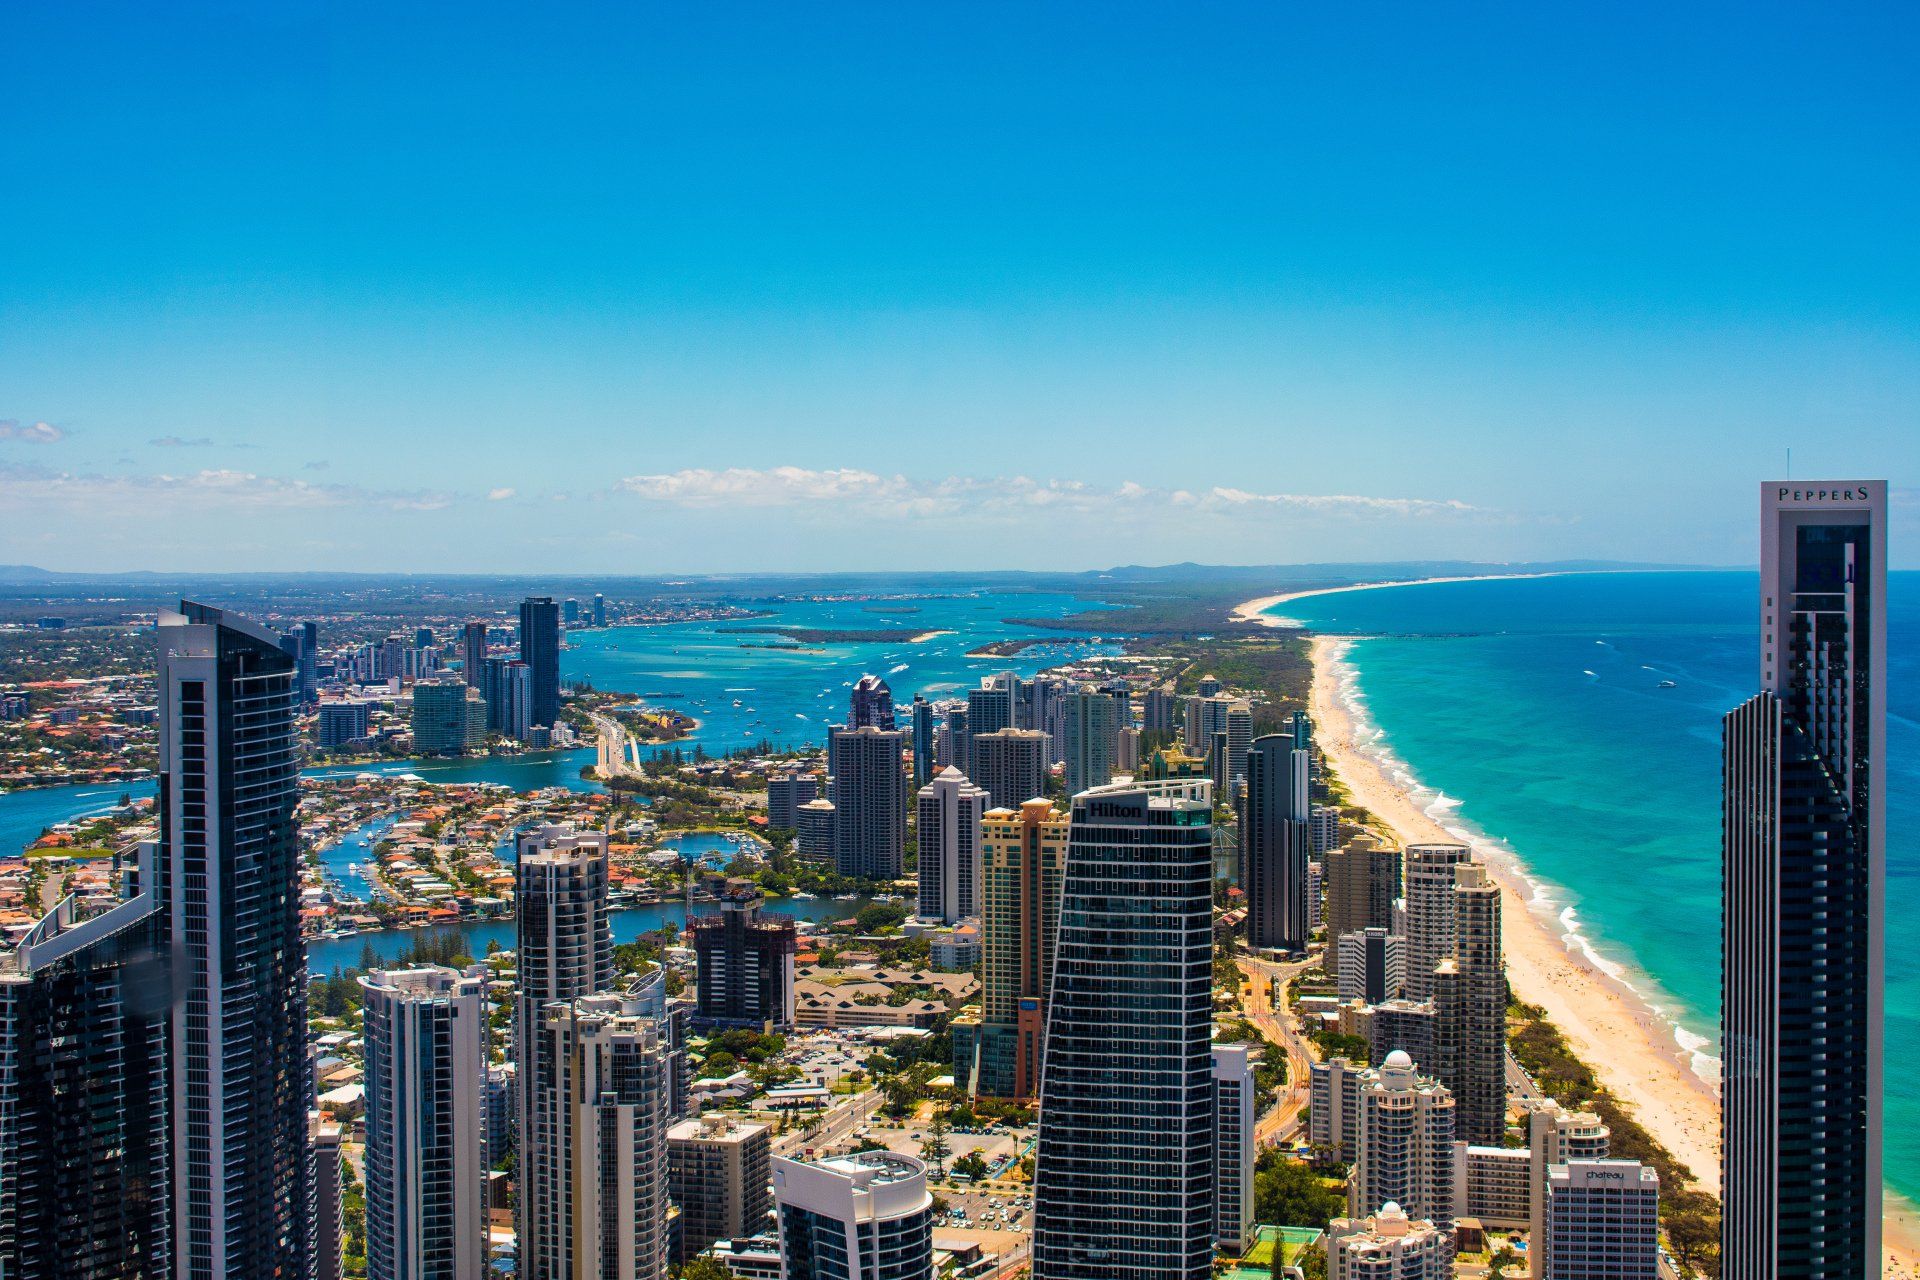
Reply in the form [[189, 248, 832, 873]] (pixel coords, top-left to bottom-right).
[[1308, 636, 1722, 1188], [1231, 572, 1570, 626], [1308, 632, 1920, 1272]]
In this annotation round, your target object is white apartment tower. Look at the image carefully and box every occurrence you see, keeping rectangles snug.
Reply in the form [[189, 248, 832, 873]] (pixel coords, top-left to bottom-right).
[[915, 767, 989, 925]]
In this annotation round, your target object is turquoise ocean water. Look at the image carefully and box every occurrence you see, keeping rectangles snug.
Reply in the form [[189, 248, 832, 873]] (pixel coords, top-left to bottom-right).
[[1270, 570, 1920, 1203]]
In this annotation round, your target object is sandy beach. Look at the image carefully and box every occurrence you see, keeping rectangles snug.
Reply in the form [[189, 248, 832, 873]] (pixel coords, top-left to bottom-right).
[[1230, 572, 1566, 627], [1294, 624, 1920, 1274]]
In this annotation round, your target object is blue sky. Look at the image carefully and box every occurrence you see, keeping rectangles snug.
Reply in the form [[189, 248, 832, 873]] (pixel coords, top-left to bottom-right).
[[3, 2, 1917, 572]]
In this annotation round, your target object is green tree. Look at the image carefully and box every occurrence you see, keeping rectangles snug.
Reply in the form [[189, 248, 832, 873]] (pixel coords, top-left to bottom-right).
[[1253, 1149, 1345, 1229], [675, 1257, 740, 1280]]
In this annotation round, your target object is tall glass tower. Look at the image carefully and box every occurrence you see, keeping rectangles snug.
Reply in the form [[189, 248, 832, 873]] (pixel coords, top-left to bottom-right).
[[157, 602, 310, 1279], [1722, 481, 1885, 1279], [517, 596, 562, 729], [1032, 777, 1215, 1280]]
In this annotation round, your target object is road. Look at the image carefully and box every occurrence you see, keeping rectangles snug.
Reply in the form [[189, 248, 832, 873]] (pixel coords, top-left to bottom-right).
[[772, 1087, 884, 1157], [1235, 952, 1322, 1147]]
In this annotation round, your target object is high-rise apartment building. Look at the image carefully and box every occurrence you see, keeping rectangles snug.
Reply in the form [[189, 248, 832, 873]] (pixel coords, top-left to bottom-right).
[[1142, 683, 1176, 736], [689, 888, 798, 1028], [767, 771, 819, 829], [1032, 779, 1214, 1280], [517, 596, 562, 729], [1524, 1100, 1610, 1279], [592, 593, 606, 627], [0, 845, 169, 1279], [827, 726, 906, 879], [1543, 1160, 1660, 1280], [971, 726, 1049, 813], [317, 700, 373, 749], [1324, 837, 1403, 979], [667, 1114, 772, 1262], [1349, 1051, 1456, 1232], [1181, 694, 1231, 757], [909, 696, 936, 791], [1723, 480, 1885, 1280], [849, 674, 896, 730], [1212, 1044, 1257, 1253], [311, 1115, 344, 1280], [795, 798, 837, 865], [411, 679, 484, 755], [1324, 1204, 1449, 1279], [530, 995, 672, 1280], [1401, 844, 1471, 1003], [1225, 701, 1252, 786], [1060, 688, 1116, 798], [461, 620, 489, 688], [1338, 927, 1406, 1005], [953, 799, 1069, 1101], [915, 767, 989, 924], [359, 966, 488, 1280], [157, 602, 311, 1280], [773, 1152, 934, 1280], [1243, 732, 1312, 954], [514, 825, 614, 1280], [1429, 863, 1504, 1145], [964, 685, 1013, 774]]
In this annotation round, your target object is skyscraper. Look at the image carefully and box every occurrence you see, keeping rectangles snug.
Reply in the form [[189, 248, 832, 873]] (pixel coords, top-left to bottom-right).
[[795, 798, 837, 865], [411, 679, 484, 755], [514, 825, 614, 1280], [1337, 927, 1406, 1005], [827, 726, 907, 879], [1060, 688, 1116, 798], [971, 726, 1050, 813], [1224, 701, 1252, 786], [953, 799, 1069, 1101], [668, 1114, 773, 1263], [156, 602, 311, 1280], [1243, 732, 1312, 954], [909, 695, 936, 791], [849, 673, 896, 730], [689, 887, 798, 1028], [773, 1152, 934, 1280], [1211, 1043, 1256, 1253], [517, 595, 562, 729], [1525, 1100, 1610, 1280], [1348, 1050, 1456, 1232], [767, 771, 819, 829], [1324, 837, 1402, 979], [1723, 480, 1885, 1280], [592, 593, 607, 628], [915, 766, 989, 924], [531, 995, 672, 1280], [964, 684, 1013, 774], [461, 620, 488, 688], [1032, 779, 1215, 1280], [1401, 844, 1470, 1002], [0, 843, 169, 1279], [1544, 1161, 1660, 1280], [1429, 863, 1504, 1145], [359, 966, 488, 1280]]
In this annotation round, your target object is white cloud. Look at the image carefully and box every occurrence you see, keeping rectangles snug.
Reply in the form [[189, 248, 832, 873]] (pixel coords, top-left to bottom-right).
[[0, 420, 64, 443], [613, 467, 1481, 523], [487, 487, 517, 501], [0, 462, 454, 513], [617, 466, 912, 507]]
